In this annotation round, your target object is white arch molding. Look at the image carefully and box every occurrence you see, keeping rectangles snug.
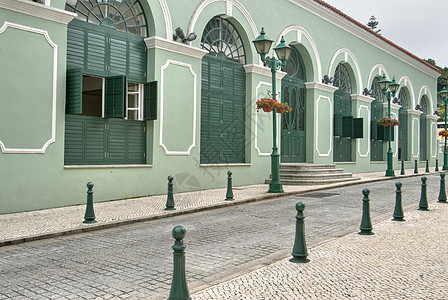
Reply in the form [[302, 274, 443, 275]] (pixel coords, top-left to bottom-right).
[[328, 48, 363, 94], [397, 76, 416, 109], [417, 86, 435, 114], [158, 0, 173, 39], [277, 25, 322, 82], [367, 64, 390, 87]]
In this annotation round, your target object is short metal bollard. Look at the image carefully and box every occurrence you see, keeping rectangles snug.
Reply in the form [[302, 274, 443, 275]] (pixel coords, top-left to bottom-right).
[[392, 182, 405, 221], [359, 188, 374, 235], [168, 226, 190, 300], [414, 160, 418, 174], [400, 160, 405, 175], [438, 173, 447, 203], [165, 176, 175, 211], [435, 159, 439, 172], [225, 170, 234, 201], [418, 176, 429, 211], [290, 202, 309, 263], [425, 160, 429, 173], [83, 182, 96, 224]]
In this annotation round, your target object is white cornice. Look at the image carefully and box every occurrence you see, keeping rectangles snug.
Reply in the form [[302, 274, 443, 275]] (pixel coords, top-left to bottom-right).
[[427, 115, 440, 121], [243, 64, 286, 80], [288, 0, 440, 79], [351, 94, 375, 104], [383, 102, 401, 111], [0, 0, 76, 25], [145, 36, 208, 59], [408, 109, 423, 116], [305, 82, 338, 93]]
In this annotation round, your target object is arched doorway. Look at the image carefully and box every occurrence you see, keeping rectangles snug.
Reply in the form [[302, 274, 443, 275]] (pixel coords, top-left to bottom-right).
[[370, 77, 384, 161], [200, 17, 246, 164], [281, 48, 306, 163], [398, 88, 409, 161], [64, 0, 151, 165], [420, 97, 428, 161], [333, 63, 353, 162]]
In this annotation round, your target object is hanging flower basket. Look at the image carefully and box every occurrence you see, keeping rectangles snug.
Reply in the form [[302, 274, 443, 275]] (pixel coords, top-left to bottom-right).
[[256, 97, 292, 114], [377, 117, 400, 127], [439, 130, 448, 137]]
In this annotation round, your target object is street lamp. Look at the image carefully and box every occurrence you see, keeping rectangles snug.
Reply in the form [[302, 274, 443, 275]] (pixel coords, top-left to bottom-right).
[[252, 28, 291, 193], [439, 87, 448, 170], [378, 74, 400, 176]]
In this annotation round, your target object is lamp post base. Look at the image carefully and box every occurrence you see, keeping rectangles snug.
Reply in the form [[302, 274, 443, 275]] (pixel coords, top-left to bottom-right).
[[385, 169, 395, 177], [269, 181, 284, 193], [443, 152, 448, 170]]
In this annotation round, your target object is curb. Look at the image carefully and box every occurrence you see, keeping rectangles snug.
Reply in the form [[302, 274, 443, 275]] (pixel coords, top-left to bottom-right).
[[0, 171, 435, 247]]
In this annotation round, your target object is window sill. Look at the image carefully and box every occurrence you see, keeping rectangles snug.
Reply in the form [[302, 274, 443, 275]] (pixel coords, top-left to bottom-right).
[[64, 164, 153, 169], [200, 163, 252, 167]]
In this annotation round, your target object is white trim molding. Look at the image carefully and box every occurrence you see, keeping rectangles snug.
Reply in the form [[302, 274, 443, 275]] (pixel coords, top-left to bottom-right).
[[145, 36, 208, 59], [159, 60, 197, 155], [397, 76, 416, 109], [357, 105, 370, 158], [351, 94, 375, 104], [158, 0, 173, 39], [316, 95, 332, 157], [417, 86, 434, 114], [0, 22, 57, 154], [279, 25, 322, 82], [383, 102, 401, 111], [367, 64, 389, 86], [412, 117, 420, 158], [0, 0, 76, 25], [288, 0, 440, 79], [244, 64, 286, 80], [390, 112, 398, 157], [328, 48, 363, 95], [305, 82, 338, 93], [431, 121, 437, 158]]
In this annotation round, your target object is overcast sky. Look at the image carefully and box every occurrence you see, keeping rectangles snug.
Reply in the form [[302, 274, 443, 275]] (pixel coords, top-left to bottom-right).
[[321, 0, 448, 68]]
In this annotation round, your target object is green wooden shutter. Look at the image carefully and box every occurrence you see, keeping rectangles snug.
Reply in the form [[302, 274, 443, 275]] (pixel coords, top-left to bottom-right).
[[86, 31, 107, 74], [128, 39, 147, 82], [384, 126, 394, 141], [342, 116, 353, 138], [125, 120, 146, 163], [109, 37, 127, 76], [66, 68, 83, 114], [67, 24, 85, 69], [144, 81, 157, 120], [64, 115, 84, 164], [334, 114, 342, 136], [84, 116, 107, 164], [107, 118, 127, 163], [105, 75, 126, 118], [353, 118, 363, 138], [377, 125, 385, 140]]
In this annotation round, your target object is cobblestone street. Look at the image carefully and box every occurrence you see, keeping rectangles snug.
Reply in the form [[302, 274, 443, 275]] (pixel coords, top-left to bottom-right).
[[0, 174, 445, 299]]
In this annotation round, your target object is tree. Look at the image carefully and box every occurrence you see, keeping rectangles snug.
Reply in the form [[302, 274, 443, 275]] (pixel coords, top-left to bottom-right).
[[425, 58, 448, 121], [367, 15, 381, 34]]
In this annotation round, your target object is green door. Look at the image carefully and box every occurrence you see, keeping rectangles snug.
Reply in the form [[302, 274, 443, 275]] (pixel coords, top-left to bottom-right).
[[398, 89, 408, 161], [371, 77, 384, 161], [281, 48, 306, 163], [200, 17, 246, 164], [333, 63, 353, 162], [281, 79, 306, 162]]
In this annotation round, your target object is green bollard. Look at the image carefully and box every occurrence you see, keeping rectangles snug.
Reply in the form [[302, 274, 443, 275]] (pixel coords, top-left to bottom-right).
[[438, 173, 447, 203], [359, 188, 374, 235], [290, 202, 309, 263], [418, 176, 429, 211], [83, 182, 96, 224], [168, 226, 190, 300], [435, 159, 439, 172], [225, 170, 234, 201], [414, 160, 418, 174], [392, 182, 405, 221], [400, 160, 405, 175], [425, 160, 429, 173], [165, 176, 175, 211]]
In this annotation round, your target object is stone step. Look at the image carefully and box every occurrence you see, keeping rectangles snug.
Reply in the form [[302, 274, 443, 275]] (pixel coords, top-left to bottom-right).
[[280, 163, 337, 170], [279, 168, 344, 175], [265, 176, 361, 185], [279, 172, 354, 181]]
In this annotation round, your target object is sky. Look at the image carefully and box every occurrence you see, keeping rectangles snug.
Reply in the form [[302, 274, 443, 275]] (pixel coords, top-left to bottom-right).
[[321, 0, 448, 68]]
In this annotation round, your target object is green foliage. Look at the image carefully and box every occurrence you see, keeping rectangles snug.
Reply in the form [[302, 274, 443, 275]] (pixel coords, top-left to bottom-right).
[[367, 16, 381, 34], [424, 58, 448, 91]]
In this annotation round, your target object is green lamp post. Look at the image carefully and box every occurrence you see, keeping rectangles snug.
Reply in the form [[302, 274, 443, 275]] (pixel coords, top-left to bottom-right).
[[439, 87, 448, 170], [378, 74, 400, 177], [252, 28, 292, 193]]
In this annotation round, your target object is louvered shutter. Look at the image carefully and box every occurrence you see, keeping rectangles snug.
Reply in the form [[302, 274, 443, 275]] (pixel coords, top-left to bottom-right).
[[109, 37, 127, 75], [64, 115, 84, 165], [125, 120, 146, 163], [144, 81, 157, 120], [84, 116, 107, 164], [67, 25, 85, 69], [353, 118, 363, 138], [86, 31, 107, 74], [66, 68, 83, 114], [105, 75, 126, 118], [128, 39, 147, 82], [342, 116, 353, 138]]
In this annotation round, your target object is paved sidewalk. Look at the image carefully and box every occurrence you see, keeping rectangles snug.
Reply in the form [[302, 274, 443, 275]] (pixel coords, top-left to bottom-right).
[[0, 168, 432, 246], [192, 200, 448, 299]]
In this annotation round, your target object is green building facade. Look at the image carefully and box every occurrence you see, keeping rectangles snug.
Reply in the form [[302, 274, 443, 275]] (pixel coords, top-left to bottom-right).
[[0, 0, 441, 213]]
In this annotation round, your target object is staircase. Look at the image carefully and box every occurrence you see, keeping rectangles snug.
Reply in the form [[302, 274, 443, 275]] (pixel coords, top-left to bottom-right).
[[265, 163, 360, 185]]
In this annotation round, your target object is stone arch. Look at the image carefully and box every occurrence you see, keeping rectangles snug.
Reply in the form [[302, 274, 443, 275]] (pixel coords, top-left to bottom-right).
[[188, 0, 257, 64], [328, 48, 362, 94], [397, 76, 416, 110], [417, 86, 434, 114], [277, 25, 321, 82], [367, 64, 390, 89]]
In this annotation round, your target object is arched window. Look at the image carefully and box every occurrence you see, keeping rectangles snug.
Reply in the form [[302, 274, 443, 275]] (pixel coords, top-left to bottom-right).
[[333, 63, 352, 94], [201, 17, 245, 63], [371, 77, 385, 161], [284, 49, 306, 81], [200, 17, 246, 164], [65, 0, 147, 36], [398, 89, 408, 160]]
